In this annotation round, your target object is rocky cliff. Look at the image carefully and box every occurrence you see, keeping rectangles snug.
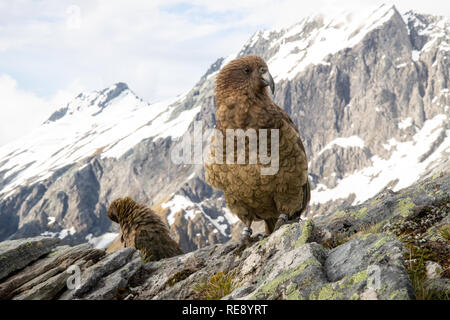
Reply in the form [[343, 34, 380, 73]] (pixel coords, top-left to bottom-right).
[[0, 4, 448, 253], [0, 172, 447, 300]]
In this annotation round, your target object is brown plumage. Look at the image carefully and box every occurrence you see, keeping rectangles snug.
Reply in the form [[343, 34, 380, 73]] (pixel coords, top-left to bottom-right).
[[106, 197, 183, 263], [205, 55, 310, 239]]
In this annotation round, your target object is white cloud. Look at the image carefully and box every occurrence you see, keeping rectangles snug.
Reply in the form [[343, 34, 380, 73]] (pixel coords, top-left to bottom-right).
[[0, 74, 84, 146], [0, 74, 47, 145]]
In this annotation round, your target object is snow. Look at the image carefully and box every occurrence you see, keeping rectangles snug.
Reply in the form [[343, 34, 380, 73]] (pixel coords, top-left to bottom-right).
[[0, 85, 200, 197], [268, 4, 396, 81], [398, 117, 413, 130], [206, 53, 237, 81], [311, 114, 449, 205], [163, 195, 198, 225], [223, 207, 239, 224], [382, 138, 398, 151], [317, 136, 365, 156], [41, 226, 76, 239], [86, 232, 118, 249], [248, 31, 261, 47], [40, 231, 58, 238], [406, 12, 450, 54], [162, 194, 233, 237], [58, 227, 76, 239], [47, 217, 56, 226]]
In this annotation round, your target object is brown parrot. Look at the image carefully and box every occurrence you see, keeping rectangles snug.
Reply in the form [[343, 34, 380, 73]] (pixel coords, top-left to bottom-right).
[[205, 54, 310, 244], [106, 197, 183, 263]]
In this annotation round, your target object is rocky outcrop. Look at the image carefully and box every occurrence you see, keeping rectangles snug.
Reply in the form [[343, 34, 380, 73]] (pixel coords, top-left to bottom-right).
[[0, 236, 60, 281], [0, 172, 447, 300]]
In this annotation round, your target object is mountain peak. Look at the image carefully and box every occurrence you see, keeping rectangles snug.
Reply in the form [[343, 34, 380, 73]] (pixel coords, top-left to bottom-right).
[[258, 3, 399, 81], [44, 82, 132, 124]]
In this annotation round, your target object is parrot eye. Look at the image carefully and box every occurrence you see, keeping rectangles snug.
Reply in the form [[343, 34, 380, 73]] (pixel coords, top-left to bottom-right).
[[243, 66, 251, 74]]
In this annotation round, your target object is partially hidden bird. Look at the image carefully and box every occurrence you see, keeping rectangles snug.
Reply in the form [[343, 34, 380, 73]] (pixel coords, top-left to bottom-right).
[[106, 197, 183, 263], [205, 54, 310, 245]]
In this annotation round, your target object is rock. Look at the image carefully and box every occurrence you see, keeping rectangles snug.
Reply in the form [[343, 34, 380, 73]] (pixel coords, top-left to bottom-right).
[[425, 278, 450, 296], [323, 234, 414, 300], [59, 247, 137, 299], [0, 170, 447, 300], [0, 237, 60, 281], [426, 261, 442, 280], [0, 243, 105, 299], [124, 219, 414, 300], [12, 259, 84, 300], [82, 252, 143, 300]]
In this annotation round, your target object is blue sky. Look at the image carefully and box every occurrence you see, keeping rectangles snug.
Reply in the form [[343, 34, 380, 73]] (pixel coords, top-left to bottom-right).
[[0, 0, 449, 146]]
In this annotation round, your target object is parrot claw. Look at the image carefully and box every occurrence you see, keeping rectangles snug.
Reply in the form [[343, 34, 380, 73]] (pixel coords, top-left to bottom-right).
[[239, 227, 253, 245], [273, 214, 289, 231], [253, 232, 267, 241]]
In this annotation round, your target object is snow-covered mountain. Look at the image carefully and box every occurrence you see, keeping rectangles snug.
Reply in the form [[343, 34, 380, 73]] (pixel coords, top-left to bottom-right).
[[0, 4, 448, 252], [0, 83, 198, 198]]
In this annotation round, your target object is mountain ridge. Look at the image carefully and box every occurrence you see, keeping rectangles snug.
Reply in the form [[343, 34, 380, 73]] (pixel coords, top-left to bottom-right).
[[0, 4, 448, 253]]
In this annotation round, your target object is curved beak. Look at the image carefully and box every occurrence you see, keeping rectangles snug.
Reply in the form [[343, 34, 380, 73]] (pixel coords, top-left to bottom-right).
[[262, 71, 275, 94]]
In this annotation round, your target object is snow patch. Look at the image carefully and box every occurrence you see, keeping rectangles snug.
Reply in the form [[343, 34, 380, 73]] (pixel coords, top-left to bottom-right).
[[312, 114, 449, 205], [318, 136, 365, 156], [162, 195, 233, 237], [398, 117, 413, 130], [268, 4, 396, 81], [86, 232, 118, 249], [59, 227, 76, 239]]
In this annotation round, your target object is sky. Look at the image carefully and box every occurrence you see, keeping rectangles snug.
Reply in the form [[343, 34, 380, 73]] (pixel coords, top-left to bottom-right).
[[0, 0, 449, 147]]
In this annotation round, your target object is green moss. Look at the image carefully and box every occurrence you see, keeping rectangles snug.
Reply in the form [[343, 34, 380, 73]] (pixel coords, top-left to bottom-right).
[[282, 223, 297, 238], [310, 284, 345, 300], [339, 270, 369, 289], [334, 210, 347, 217], [432, 171, 442, 180], [372, 236, 390, 249], [167, 268, 196, 287], [397, 197, 415, 217], [370, 199, 381, 206], [358, 233, 374, 241], [439, 225, 450, 240], [389, 289, 410, 300], [295, 219, 314, 248], [377, 283, 389, 295], [322, 231, 355, 249], [256, 236, 271, 249], [389, 290, 399, 299], [193, 271, 235, 300], [350, 293, 360, 300], [360, 221, 385, 234], [285, 283, 304, 300], [351, 207, 368, 219], [251, 258, 320, 299]]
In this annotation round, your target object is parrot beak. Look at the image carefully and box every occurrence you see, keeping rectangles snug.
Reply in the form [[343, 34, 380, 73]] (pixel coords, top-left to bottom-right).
[[262, 71, 275, 94]]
